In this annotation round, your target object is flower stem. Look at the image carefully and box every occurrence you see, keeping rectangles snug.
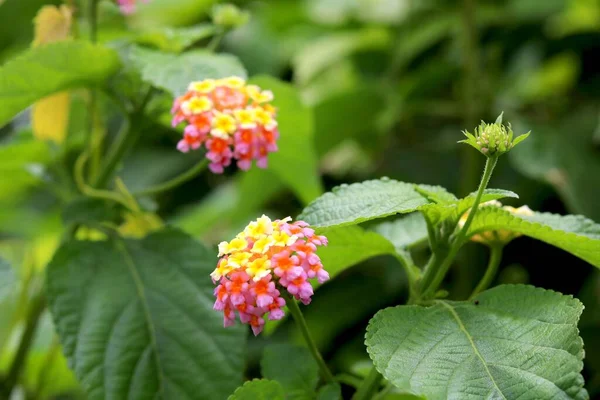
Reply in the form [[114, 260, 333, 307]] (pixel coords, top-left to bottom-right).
[[469, 244, 503, 299], [421, 155, 498, 299], [352, 365, 383, 400], [282, 292, 335, 384], [133, 159, 209, 197]]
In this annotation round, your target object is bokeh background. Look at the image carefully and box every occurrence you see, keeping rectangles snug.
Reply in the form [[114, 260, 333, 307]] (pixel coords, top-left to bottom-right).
[[1, 0, 599, 398]]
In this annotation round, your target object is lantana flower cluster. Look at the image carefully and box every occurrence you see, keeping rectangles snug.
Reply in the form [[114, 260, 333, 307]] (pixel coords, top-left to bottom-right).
[[117, 0, 147, 14], [460, 200, 534, 245], [171, 77, 279, 174], [211, 215, 329, 335]]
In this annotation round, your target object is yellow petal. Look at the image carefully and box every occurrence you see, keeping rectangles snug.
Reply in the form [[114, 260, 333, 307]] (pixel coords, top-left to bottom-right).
[[33, 5, 72, 46], [32, 92, 70, 144]]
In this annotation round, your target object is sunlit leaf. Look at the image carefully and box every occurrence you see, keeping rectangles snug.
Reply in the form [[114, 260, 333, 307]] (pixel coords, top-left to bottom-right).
[[228, 379, 285, 400]]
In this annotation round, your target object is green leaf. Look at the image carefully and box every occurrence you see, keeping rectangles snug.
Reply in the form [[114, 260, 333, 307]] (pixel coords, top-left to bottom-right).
[[366, 284, 587, 400], [418, 188, 519, 226], [130, 46, 247, 96], [0, 139, 50, 201], [46, 228, 245, 400], [61, 197, 121, 226], [317, 225, 395, 279], [299, 179, 430, 228], [261, 344, 318, 399], [0, 257, 15, 302], [0, 41, 121, 127], [317, 383, 342, 400], [249, 76, 323, 205], [468, 207, 600, 268], [373, 213, 428, 253], [134, 24, 216, 53], [414, 185, 457, 204], [228, 379, 285, 400]]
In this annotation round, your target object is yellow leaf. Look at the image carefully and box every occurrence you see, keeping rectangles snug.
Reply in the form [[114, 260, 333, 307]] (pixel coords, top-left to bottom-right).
[[33, 5, 72, 46], [31, 5, 73, 144], [32, 92, 71, 143]]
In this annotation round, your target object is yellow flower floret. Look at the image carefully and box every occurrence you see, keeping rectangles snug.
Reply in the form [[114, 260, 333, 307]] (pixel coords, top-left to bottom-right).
[[246, 256, 271, 281], [253, 106, 277, 130], [219, 76, 246, 89], [182, 96, 213, 115], [252, 236, 275, 254], [227, 251, 252, 269], [234, 108, 257, 129], [244, 215, 273, 239], [271, 230, 296, 247], [218, 236, 248, 256], [210, 258, 233, 281], [211, 112, 237, 138], [246, 84, 274, 103], [188, 79, 216, 93]]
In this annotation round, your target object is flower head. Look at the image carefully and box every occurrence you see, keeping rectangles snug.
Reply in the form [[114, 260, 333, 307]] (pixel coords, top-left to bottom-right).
[[117, 0, 148, 14], [211, 216, 329, 335], [460, 113, 530, 157], [172, 77, 279, 174], [459, 201, 534, 245]]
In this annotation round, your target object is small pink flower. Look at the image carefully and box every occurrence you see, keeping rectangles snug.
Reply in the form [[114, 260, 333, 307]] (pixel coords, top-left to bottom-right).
[[210, 216, 329, 335], [117, 0, 147, 14]]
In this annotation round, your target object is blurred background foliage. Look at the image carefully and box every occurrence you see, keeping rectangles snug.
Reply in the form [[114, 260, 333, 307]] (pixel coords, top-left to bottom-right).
[[1, 0, 599, 398]]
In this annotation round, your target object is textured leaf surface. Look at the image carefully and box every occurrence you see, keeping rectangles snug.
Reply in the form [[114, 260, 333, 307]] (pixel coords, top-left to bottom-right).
[[130, 46, 247, 96], [418, 188, 519, 225], [468, 207, 600, 268], [228, 379, 285, 400], [366, 285, 587, 400], [299, 179, 429, 228], [317, 225, 395, 279], [0, 41, 120, 127], [46, 229, 245, 400], [249, 76, 322, 205], [261, 344, 318, 400]]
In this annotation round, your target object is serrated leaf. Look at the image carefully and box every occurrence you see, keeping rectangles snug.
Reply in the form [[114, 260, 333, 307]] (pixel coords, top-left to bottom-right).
[[317, 225, 395, 279], [261, 344, 318, 399], [373, 213, 428, 253], [129, 46, 247, 96], [228, 379, 285, 400], [299, 179, 430, 228], [249, 76, 323, 205], [414, 185, 457, 204], [0, 41, 121, 127], [418, 188, 519, 226], [468, 207, 600, 268], [46, 228, 245, 400], [366, 284, 587, 400]]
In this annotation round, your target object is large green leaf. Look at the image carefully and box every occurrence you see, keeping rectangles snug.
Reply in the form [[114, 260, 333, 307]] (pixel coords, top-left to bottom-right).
[[366, 285, 587, 400], [317, 225, 395, 279], [299, 179, 430, 228], [0, 257, 15, 302], [0, 139, 50, 201], [129, 46, 247, 96], [228, 379, 285, 400], [468, 207, 600, 268], [46, 229, 245, 400], [261, 344, 318, 400], [249, 76, 323, 205], [0, 41, 121, 127]]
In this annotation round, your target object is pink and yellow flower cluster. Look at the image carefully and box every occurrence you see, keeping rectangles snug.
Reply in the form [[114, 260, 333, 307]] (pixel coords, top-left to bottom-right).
[[211, 215, 329, 335], [171, 77, 279, 174], [117, 0, 147, 14]]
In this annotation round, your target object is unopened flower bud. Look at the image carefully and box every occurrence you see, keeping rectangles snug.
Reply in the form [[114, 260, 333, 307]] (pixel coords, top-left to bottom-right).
[[212, 4, 250, 30], [460, 113, 530, 157]]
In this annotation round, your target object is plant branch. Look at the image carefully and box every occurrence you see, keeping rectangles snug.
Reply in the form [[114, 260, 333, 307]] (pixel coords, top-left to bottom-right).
[[352, 365, 383, 400], [133, 159, 209, 197], [75, 153, 132, 209], [421, 155, 498, 299], [469, 244, 503, 299], [281, 291, 335, 384]]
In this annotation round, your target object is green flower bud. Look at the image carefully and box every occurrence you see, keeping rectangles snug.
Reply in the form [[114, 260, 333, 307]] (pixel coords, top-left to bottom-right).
[[460, 113, 530, 157], [212, 3, 250, 30]]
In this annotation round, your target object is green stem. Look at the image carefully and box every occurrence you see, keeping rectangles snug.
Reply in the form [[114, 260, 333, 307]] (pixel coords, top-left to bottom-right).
[[421, 155, 498, 299], [352, 365, 383, 400], [133, 159, 209, 197], [207, 28, 225, 51], [393, 252, 419, 303], [282, 292, 335, 384], [88, 0, 98, 43], [1, 295, 46, 398], [469, 244, 503, 299], [75, 153, 132, 209]]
